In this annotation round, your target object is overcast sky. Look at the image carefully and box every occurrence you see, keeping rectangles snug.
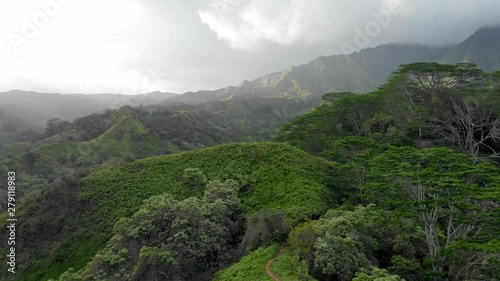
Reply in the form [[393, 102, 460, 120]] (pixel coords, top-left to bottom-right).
[[0, 0, 499, 95]]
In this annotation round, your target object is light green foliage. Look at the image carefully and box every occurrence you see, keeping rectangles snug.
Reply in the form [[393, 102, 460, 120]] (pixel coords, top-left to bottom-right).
[[80, 142, 339, 226], [214, 245, 279, 281], [241, 210, 291, 251], [270, 248, 318, 281], [353, 268, 405, 281], [90, 115, 149, 159]]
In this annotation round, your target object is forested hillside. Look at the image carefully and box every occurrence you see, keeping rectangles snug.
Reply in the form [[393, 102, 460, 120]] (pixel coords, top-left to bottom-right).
[[275, 62, 500, 280], [0, 96, 319, 213], [1, 62, 498, 281], [1, 143, 347, 281]]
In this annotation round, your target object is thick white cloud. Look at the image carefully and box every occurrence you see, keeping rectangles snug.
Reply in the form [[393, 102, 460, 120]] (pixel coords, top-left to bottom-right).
[[197, 0, 408, 49], [199, 0, 308, 49], [198, 0, 500, 50]]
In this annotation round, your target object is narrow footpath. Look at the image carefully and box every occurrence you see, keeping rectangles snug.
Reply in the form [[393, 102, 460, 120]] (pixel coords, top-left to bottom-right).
[[265, 243, 288, 281]]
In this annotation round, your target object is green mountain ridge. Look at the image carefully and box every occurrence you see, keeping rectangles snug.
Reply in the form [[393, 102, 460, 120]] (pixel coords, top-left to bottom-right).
[[169, 26, 500, 105], [169, 43, 450, 105]]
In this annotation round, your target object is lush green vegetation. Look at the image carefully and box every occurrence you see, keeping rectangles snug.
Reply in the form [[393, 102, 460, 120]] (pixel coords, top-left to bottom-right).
[[215, 244, 317, 281], [1, 62, 499, 281], [287, 205, 423, 281], [275, 62, 500, 280], [0, 95, 320, 213], [80, 142, 341, 225], [214, 245, 279, 281], [2, 142, 345, 281], [270, 248, 318, 281], [277, 63, 500, 163]]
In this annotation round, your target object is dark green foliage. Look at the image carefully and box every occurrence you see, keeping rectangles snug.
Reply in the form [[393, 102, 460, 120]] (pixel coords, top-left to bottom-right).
[[0, 176, 108, 281], [285, 206, 425, 281], [57, 179, 243, 281], [302, 205, 424, 281], [288, 221, 317, 261], [274, 62, 500, 281], [44, 118, 70, 138], [182, 168, 208, 192], [276, 91, 409, 160], [241, 210, 291, 252]]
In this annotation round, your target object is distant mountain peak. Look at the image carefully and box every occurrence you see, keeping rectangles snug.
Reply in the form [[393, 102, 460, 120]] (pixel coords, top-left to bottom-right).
[[477, 24, 500, 31], [440, 26, 500, 72]]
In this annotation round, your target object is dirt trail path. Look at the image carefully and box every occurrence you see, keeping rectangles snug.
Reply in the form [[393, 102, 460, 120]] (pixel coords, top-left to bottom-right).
[[265, 243, 288, 281]]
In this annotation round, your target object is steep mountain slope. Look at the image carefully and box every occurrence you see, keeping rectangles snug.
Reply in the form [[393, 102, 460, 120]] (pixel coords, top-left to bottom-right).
[[168, 43, 449, 105], [169, 26, 500, 105], [441, 25, 500, 71], [6, 142, 345, 281]]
